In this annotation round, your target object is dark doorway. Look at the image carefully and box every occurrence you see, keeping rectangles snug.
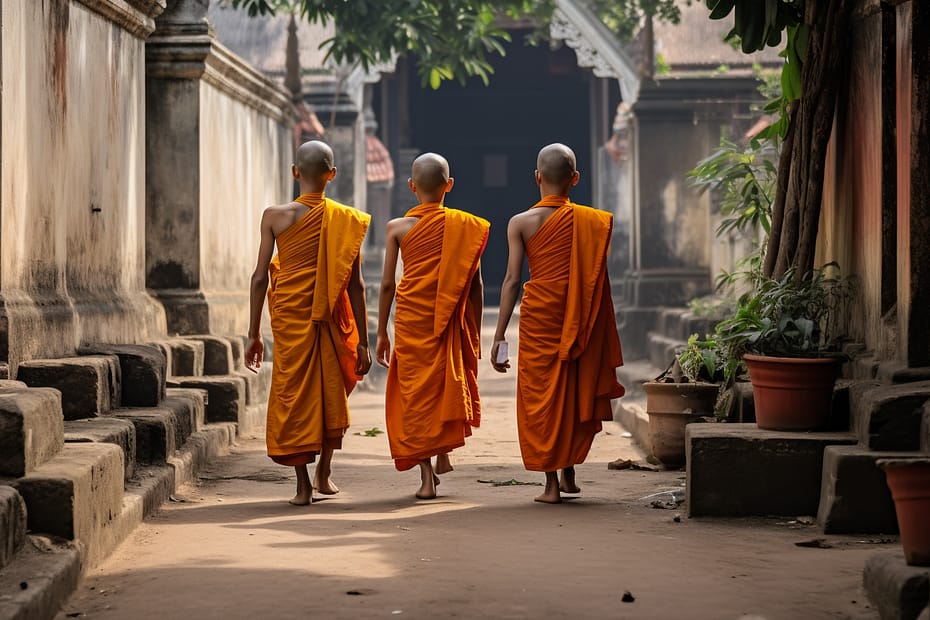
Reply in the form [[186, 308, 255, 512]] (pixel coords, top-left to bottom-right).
[[404, 32, 593, 301]]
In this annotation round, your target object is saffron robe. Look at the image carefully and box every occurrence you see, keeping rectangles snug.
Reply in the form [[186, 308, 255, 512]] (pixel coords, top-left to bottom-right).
[[517, 195, 624, 472], [385, 203, 490, 471], [266, 193, 370, 466]]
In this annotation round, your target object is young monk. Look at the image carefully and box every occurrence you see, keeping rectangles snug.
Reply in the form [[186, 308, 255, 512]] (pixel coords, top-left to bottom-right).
[[491, 143, 624, 504], [376, 153, 490, 499], [245, 140, 372, 506]]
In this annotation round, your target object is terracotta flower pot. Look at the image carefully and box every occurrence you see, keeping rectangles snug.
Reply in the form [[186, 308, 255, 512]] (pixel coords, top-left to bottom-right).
[[744, 354, 840, 431], [643, 381, 719, 467], [879, 459, 930, 566]]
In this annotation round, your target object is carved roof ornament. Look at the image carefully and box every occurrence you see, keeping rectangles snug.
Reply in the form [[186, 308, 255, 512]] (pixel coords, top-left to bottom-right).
[[550, 0, 641, 104]]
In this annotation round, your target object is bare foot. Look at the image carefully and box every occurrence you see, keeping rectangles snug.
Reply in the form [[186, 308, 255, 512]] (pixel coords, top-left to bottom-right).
[[313, 474, 339, 495], [435, 452, 453, 475], [289, 491, 312, 506], [559, 466, 581, 494], [313, 446, 339, 495], [535, 471, 562, 504], [416, 460, 437, 499], [290, 465, 312, 505]]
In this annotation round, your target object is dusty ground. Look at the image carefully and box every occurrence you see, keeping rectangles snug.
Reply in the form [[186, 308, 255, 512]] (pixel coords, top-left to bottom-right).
[[59, 321, 887, 620]]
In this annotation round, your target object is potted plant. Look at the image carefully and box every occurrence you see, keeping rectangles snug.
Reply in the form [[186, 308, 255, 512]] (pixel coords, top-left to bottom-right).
[[644, 335, 726, 467], [714, 263, 853, 431], [878, 458, 930, 566]]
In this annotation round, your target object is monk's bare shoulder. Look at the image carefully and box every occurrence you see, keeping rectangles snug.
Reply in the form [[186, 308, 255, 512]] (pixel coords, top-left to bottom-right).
[[385, 216, 419, 244], [509, 207, 553, 242]]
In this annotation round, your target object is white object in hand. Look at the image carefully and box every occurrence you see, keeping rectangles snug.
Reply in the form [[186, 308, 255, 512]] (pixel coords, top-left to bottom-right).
[[495, 341, 509, 364]]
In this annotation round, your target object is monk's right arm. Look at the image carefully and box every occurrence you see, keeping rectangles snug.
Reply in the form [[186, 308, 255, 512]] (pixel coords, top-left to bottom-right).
[[246, 210, 276, 371], [376, 221, 401, 367], [491, 217, 526, 371]]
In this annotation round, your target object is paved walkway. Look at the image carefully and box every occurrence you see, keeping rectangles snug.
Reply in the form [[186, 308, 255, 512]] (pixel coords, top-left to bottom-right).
[[59, 320, 884, 619]]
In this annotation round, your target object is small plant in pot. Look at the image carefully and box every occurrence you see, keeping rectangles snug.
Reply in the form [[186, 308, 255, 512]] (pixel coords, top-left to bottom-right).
[[714, 263, 853, 431], [644, 335, 726, 467]]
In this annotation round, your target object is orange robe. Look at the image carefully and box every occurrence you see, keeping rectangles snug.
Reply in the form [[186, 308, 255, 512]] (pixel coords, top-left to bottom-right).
[[266, 193, 370, 466], [517, 195, 624, 472], [385, 202, 490, 471]]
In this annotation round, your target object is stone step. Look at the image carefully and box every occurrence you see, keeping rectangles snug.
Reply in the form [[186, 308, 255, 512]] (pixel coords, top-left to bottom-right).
[[79, 344, 167, 407], [167, 376, 246, 429], [0, 535, 81, 620], [817, 445, 926, 534], [0, 486, 27, 571], [0, 387, 63, 477], [0, 380, 27, 391], [851, 380, 930, 451], [111, 408, 178, 466], [686, 424, 857, 517], [64, 418, 137, 482], [153, 338, 205, 377], [186, 335, 235, 375], [11, 442, 124, 550], [646, 332, 684, 372], [863, 551, 930, 620], [165, 387, 207, 433], [16, 356, 119, 420]]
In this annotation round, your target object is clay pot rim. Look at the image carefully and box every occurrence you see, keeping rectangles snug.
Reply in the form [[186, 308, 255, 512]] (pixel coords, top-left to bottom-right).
[[642, 380, 720, 389], [744, 353, 842, 364], [877, 457, 930, 469]]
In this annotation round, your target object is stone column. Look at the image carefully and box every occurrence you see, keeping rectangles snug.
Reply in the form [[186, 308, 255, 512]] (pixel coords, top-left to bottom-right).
[[145, 0, 294, 336]]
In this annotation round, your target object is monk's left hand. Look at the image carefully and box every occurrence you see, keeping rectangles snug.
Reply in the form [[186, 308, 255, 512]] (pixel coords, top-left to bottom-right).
[[356, 344, 372, 376]]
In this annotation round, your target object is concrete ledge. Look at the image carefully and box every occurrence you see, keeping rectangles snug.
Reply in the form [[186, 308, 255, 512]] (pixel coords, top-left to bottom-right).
[[12, 443, 124, 543], [686, 424, 857, 517], [0, 486, 27, 571], [64, 418, 137, 482], [0, 536, 81, 620], [186, 335, 235, 375], [613, 399, 650, 452], [817, 445, 925, 534], [112, 408, 178, 465], [167, 376, 245, 426], [864, 551, 929, 620], [853, 381, 930, 451], [0, 388, 64, 477], [79, 344, 167, 407], [16, 356, 119, 420]]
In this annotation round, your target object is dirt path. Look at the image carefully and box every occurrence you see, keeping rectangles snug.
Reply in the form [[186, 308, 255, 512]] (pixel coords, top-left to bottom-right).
[[59, 321, 884, 619]]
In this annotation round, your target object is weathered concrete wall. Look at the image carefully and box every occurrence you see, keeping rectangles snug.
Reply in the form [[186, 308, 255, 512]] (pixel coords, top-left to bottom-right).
[[1, 0, 166, 374], [146, 0, 293, 336]]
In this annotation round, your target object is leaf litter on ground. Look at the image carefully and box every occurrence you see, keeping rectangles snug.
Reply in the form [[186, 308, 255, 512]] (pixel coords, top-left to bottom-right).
[[477, 478, 543, 487]]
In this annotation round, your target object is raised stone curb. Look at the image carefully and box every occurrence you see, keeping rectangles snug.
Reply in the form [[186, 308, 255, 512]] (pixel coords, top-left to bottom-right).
[[817, 445, 924, 534], [686, 424, 857, 517], [852, 381, 930, 451], [0, 536, 81, 620], [0, 388, 63, 477], [186, 335, 235, 375], [64, 418, 137, 482], [0, 486, 26, 571], [16, 356, 119, 420], [165, 388, 207, 432], [12, 443, 124, 545], [154, 338, 205, 377], [79, 344, 167, 407], [864, 551, 929, 620], [167, 376, 245, 427], [612, 399, 650, 452], [112, 408, 178, 465]]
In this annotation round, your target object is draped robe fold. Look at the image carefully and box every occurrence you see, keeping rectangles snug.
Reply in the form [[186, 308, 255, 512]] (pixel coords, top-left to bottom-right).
[[265, 193, 370, 466], [386, 203, 490, 471], [517, 195, 625, 472]]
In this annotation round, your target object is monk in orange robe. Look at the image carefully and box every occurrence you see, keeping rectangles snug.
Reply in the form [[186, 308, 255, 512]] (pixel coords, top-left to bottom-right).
[[491, 143, 624, 504], [376, 153, 489, 499], [245, 140, 372, 506]]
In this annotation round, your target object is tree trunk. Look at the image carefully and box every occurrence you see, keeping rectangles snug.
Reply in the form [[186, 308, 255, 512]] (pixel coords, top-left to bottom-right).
[[764, 0, 851, 280]]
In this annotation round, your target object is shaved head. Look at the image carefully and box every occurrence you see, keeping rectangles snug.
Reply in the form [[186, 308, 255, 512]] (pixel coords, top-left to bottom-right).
[[536, 143, 577, 185], [295, 140, 334, 180], [411, 152, 450, 194]]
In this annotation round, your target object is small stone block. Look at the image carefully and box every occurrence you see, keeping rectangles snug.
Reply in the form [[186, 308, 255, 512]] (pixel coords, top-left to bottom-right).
[[817, 445, 924, 534], [64, 417, 137, 481], [864, 551, 929, 620], [0, 486, 27, 571], [165, 388, 207, 432], [686, 424, 857, 517], [167, 376, 245, 425], [80, 344, 167, 407], [186, 335, 235, 375], [853, 381, 930, 451], [12, 443, 124, 542], [164, 338, 205, 377], [111, 408, 178, 465], [16, 356, 119, 420], [0, 380, 27, 391], [0, 388, 64, 477]]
